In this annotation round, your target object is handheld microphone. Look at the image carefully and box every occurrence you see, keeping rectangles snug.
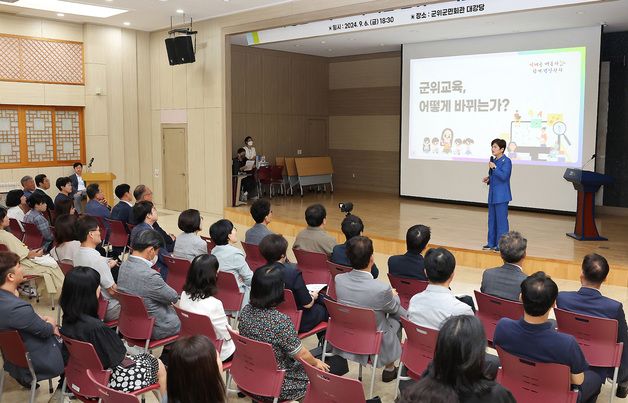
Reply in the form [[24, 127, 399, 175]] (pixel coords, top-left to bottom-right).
[[581, 153, 596, 171], [88, 157, 94, 168], [488, 156, 494, 176]]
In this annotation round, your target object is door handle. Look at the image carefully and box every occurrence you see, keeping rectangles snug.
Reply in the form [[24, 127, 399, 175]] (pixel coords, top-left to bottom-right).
[[180, 173, 186, 176]]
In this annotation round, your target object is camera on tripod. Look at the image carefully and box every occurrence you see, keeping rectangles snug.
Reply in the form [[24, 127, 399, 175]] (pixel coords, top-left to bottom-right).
[[338, 202, 353, 216]]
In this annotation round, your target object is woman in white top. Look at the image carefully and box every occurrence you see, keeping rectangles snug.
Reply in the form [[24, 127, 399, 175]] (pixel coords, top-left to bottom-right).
[[243, 136, 256, 161], [178, 254, 235, 362], [49, 214, 80, 262], [173, 209, 207, 261], [5, 189, 29, 229]]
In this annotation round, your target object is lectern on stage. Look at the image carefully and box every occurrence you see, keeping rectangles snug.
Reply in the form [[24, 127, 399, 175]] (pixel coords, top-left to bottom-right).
[[563, 169, 613, 241]]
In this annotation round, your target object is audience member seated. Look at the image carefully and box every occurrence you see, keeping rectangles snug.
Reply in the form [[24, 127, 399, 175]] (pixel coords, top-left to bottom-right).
[[210, 219, 253, 309], [331, 214, 379, 278], [556, 253, 628, 398], [33, 174, 55, 214], [53, 199, 75, 225], [49, 214, 80, 262], [494, 271, 603, 403], [259, 234, 328, 333], [85, 183, 111, 220], [21, 175, 36, 199], [173, 209, 207, 261], [130, 185, 175, 253], [73, 215, 120, 321], [6, 189, 29, 229], [388, 224, 430, 280], [480, 231, 528, 301], [0, 207, 64, 298], [59, 266, 166, 395], [0, 251, 64, 391], [131, 201, 170, 279], [399, 315, 515, 403], [118, 230, 180, 339], [23, 192, 54, 252], [54, 176, 73, 205], [232, 147, 256, 201], [69, 162, 87, 213], [396, 377, 459, 403], [238, 266, 329, 401], [244, 198, 274, 245], [178, 254, 235, 362], [334, 236, 406, 382], [110, 183, 133, 223], [166, 335, 226, 403], [293, 204, 336, 256]]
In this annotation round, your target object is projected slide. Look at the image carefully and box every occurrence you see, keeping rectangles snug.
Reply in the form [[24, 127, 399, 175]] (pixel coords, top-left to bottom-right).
[[408, 47, 585, 166]]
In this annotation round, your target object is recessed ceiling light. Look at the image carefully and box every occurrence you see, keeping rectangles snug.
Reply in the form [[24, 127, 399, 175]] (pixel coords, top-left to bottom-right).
[[576, 11, 584, 15], [176, 9, 184, 14], [328, 48, 333, 52], [320, 40, 326, 44], [123, 21, 130, 26], [57, 12, 64, 16], [6, 0, 126, 18], [294, 44, 301, 47], [379, 43, 385, 46]]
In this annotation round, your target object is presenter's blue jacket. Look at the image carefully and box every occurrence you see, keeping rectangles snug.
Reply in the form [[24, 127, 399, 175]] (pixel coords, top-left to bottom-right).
[[488, 155, 512, 204]]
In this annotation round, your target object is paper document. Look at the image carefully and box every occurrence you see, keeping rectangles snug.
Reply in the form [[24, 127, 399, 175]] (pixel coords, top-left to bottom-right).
[[306, 284, 327, 293]]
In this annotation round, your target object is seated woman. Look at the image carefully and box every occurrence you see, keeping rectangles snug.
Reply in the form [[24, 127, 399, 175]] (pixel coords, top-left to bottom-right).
[[173, 209, 207, 261], [398, 315, 514, 403], [59, 266, 167, 395], [23, 192, 54, 252], [53, 199, 75, 224], [259, 234, 328, 333], [49, 214, 79, 262], [166, 335, 226, 403], [178, 254, 235, 362], [238, 266, 329, 402], [5, 189, 29, 230]]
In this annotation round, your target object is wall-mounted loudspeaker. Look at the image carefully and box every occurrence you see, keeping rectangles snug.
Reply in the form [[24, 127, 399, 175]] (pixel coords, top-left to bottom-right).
[[165, 36, 195, 65]]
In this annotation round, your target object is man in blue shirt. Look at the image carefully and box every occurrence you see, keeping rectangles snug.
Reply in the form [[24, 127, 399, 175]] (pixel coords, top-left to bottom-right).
[[110, 183, 133, 224], [494, 271, 602, 403], [388, 224, 430, 281], [330, 214, 378, 279], [85, 183, 111, 220], [557, 253, 628, 398], [482, 138, 512, 251]]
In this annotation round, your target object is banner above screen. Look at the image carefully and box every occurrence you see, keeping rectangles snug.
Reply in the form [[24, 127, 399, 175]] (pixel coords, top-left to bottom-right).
[[246, 0, 600, 45]]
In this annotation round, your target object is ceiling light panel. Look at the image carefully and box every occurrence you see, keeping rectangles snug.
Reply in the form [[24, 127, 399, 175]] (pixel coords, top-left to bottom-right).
[[6, 0, 127, 18]]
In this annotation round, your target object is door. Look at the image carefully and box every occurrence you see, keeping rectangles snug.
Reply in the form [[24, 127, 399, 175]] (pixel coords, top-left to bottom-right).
[[162, 126, 188, 211]]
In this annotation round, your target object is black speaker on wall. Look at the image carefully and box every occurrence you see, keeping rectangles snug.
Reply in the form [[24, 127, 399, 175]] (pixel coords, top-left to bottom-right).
[[165, 36, 195, 66]]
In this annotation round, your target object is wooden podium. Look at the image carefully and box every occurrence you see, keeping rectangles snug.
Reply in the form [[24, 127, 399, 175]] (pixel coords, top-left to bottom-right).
[[82, 172, 117, 204]]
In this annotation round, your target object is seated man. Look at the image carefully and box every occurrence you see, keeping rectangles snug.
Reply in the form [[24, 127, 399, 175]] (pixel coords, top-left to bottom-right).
[[23, 192, 54, 252], [293, 204, 337, 257], [388, 224, 430, 281], [110, 183, 133, 223], [480, 231, 528, 301], [232, 147, 256, 201], [244, 198, 274, 245], [85, 183, 111, 220], [54, 176, 74, 205], [131, 201, 170, 279], [330, 214, 379, 278], [0, 251, 64, 390], [557, 253, 628, 398], [117, 230, 180, 340], [21, 175, 36, 199], [69, 162, 87, 213], [130, 185, 175, 253], [73, 215, 120, 321], [33, 174, 55, 213], [494, 271, 603, 403], [334, 236, 406, 382]]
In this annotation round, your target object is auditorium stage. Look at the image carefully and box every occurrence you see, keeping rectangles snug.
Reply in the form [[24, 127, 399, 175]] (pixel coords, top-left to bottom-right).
[[225, 190, 628, 287]]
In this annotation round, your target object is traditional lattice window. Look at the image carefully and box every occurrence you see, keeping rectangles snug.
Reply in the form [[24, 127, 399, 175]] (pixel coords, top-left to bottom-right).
[[0, 105, 85, 168]]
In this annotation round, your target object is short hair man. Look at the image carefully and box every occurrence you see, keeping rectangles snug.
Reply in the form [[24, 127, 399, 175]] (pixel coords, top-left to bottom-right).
[[293, 204, 336, 256], [130, 185, 175, 252], [557, 254, 628, 398], [388, 224, 431, 281], [85, 183, 111, 221], [110, 183, 133, 223], [23, 192, 54, 251], [480, 231, 528, 301], [20, 175, 36, 198], [117, 230, 180, 339], [330, 214, 379, 278], [334, 236, 406, 382], [130, 201, 170, 279], [244, 198, 274, 245], [54, 176, 73, 205], [232, 148, 255, 199], [494, 272, 603, 402], [33, 174, 55, 212], [69, 162, 87, 213]]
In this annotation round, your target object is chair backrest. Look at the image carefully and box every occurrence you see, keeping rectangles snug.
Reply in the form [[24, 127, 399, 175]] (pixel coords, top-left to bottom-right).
[[163, 255, 191, 295], [399, 317, 439, 377], [241, 241, 267, 272], [8, 218, 24, 240], [97, 294, 109, 321], [22, 221, 44, 250], [86, 369, 139, 403], [115, 291, 155, 342], [326, 278, 337, 300], [301, 358, 366, 403], [496, 346, 578, 403], [104, 219, 129, 248], [61, 335, 109, 399], [554, 307, 623, 368], [0, 330, 30, 369], [276, 289, 303, 332], [257, 166, 272, 183], [215, 271, 245, 312], [228, 329, 285, 399], [90, 215, 108, 241], [387, 274, 428, 310], [0, 243, 8, 252], [57, 259, 74, 276], [270, 165, 284, 181], [200, 235, 216, 253], [474, 290, 524, 343], [293, 248, 331, 285], [326, 261, 352, 279], [174, 305, 224, 353], [324, 299, 383, 355]]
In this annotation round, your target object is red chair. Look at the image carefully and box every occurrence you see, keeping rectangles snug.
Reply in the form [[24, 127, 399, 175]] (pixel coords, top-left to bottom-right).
[[85, 369, 140, 403], [163, 255, 191, 295], [115, 291, 180, 352], [97, 294, 119, 328], [301, 358, 366, 403], [326, 278, 337, 300], [292, 248, 331, 285], [387, 274, 428, 310], [104, 218, 130, 256], [173, 306, 224, 353], [22, 221, 44, 250], [326, 260, 352, 279], [0, 244, 7, 252], [277, 289, 328, 339], [257, 166, 273, 197], [57, 259, 74, 276], [241, 241, 267, 272], [496, 346, 578, 403], [227, 329, 288, 403], [474, 290, 524, 343], [555, 307, 624, 400], [215, 271, 245, 323], [322, 299, 383, 398], [8, 218, 24, 241], [0, 330, 54, 403], [269, 165, 286, 197], [395, 317, 439, 398], [200, 235, 216, 254]]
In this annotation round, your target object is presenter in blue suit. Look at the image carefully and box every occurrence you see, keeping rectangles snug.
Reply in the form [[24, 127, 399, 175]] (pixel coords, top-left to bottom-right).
[[482, 138, 512, 251]]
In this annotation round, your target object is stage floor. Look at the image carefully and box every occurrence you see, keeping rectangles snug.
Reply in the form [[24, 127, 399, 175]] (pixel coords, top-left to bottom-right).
[[225, 190, 628, 286]]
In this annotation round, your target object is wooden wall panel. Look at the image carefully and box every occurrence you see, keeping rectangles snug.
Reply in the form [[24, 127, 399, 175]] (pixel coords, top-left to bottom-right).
[[231, 49, 246, 114], [329, 115, 400, 152], [245, 51, 263, 113], [329, 86, 400, 116], [329, 149, 399, 193], [329, 57, 401, 89]]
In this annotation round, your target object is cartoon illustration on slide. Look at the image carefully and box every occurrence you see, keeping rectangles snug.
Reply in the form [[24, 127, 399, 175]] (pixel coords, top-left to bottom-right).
[[463, 138, 474, 155], [431, 137, 440, 154], [508, 111, 572, 162], [423, 137, 431, 153], [507, 142, 518, 159], [441, 128, 454, 154], [539, 127, 548, 147], [513, 110, 521, 123], [454, 138, 463, 155]]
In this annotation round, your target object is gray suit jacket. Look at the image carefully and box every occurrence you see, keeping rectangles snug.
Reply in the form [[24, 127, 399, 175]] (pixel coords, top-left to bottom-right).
[[334, 270, 407, 366], [117, 256, 180, 339], [244, 223, 273, 246], [480, 263, 527, 301]]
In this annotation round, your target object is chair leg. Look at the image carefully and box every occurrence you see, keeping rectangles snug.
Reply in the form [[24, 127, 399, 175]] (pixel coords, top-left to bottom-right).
[[51, 293, 55, 310], [48, 379, 53, 394], [370, 355, 379, 399], [59, 378, 66, 403], [321, 339, 328, 364], [395, 362, 405, 399], [358, 364, 363, 381], [29, 379, 37, 403], [610, 366, 619, 403], [0, 369, 5, 403]]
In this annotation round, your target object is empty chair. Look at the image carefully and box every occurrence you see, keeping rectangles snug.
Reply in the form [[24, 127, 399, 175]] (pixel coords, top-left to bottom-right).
[[277, 289, 328, 339], [474, 290, 524, 343], [301, 358, 367, 403], [395, 317, 439, 398], [292, 248, 331, 285], [21, 222, 44, 250], [327, 260, 352, 279], [104, 218, 130, 256], [85, 369, 140, 403], [387, 274, 428, 310], [241, 241, 267, 272], [269, 165, 286, 197], [257, 166, 273, 197], [8, 218, 24, 241], [215, 271, 245, 322], [163, 255, 191, 295]]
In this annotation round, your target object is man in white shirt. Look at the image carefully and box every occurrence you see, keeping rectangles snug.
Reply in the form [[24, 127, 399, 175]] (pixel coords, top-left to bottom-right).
[[69, 162, 87, 213]]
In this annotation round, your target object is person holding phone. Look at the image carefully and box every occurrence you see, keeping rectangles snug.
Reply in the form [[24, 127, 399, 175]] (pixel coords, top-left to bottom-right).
[[482, 138, 512, 252]]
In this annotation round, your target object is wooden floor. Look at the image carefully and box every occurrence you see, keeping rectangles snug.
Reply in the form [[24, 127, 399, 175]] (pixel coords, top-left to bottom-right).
[[225, 190, 628, 286]]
